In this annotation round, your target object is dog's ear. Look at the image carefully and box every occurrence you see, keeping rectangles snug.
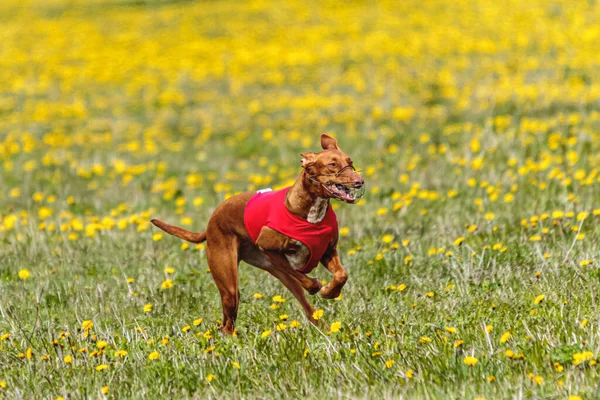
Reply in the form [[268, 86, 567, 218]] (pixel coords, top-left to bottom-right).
[[300, 152, 316, 168], [321, 133, 340, 150]]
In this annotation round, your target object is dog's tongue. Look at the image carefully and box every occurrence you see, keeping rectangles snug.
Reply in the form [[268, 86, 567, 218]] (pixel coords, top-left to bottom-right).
[[341, 191, 355, 202], [326, 182, 359, 203]]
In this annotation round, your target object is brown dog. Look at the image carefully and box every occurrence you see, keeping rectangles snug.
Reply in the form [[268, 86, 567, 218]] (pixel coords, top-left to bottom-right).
[[151, 134, 364, 334]]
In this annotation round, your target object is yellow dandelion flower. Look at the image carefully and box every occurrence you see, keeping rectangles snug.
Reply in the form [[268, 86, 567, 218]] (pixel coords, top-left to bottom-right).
[[38, 207, 53, 219], [312, 309, 324, 320], [96, 340, 108, 349], [500, 331, 511, 343], [261, 330, 272, 339], [143, 304, 153, 313], [180, 217, 193, 226], [382, 234, 393, 243], [96, 364, 108, 371], [330, 321, 341, 333], [18, 269, 31, 280], [206, 374, 216, 382], [115, 350, 128, 358], [463, 356, 478, 366], [533, 294, 545, 305], [148, 351, 160, 360]]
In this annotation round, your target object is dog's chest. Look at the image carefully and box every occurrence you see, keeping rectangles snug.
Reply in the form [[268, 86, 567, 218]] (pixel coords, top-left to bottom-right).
[[284, 199, 327, 269], [285, 241, 310, 270]]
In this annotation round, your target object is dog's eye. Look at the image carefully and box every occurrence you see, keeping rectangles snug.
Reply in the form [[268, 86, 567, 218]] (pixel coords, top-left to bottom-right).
[[329, 162, 336, 167]]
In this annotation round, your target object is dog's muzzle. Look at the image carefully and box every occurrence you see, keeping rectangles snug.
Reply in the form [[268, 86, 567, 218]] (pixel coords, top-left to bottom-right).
[[308, 165, 365, 203], [324, 178, 365, 204]]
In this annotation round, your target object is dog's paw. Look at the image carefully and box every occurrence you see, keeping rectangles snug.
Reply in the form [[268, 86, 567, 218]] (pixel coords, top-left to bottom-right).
[[219, 325, 236, 335], [319, 284, 342, 299], [307, 278, 322, 295]]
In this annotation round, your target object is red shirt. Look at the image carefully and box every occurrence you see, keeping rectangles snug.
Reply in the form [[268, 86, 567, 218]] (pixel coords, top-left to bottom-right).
[[244, 187, 338, 274]]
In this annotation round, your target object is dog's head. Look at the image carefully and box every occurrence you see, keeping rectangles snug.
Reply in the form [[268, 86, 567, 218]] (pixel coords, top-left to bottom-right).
[[301, 134, 365, 203]]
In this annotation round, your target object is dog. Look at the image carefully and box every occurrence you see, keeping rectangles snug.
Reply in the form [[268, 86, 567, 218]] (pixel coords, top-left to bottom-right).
[[151, 134, 364, 334]]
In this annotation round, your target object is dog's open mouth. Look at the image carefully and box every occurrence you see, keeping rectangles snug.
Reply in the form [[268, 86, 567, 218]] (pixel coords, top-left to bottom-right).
[[325, 182, 365, 204]]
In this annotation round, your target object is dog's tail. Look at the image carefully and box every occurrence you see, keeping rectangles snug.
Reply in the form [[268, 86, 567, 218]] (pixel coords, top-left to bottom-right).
[[150, 219, 207, 243]]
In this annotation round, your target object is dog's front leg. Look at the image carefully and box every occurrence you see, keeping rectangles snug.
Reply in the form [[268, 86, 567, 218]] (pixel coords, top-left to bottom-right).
[[255, 227, 322, 295], [320, 248, 348, 299]]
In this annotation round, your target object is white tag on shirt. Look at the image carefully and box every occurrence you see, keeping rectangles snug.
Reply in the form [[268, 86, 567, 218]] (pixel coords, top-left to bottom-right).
[[257, 188, 273, 194]]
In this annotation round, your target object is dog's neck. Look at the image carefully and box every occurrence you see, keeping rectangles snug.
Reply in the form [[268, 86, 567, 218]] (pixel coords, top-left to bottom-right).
[[285, 172, 329, 223]]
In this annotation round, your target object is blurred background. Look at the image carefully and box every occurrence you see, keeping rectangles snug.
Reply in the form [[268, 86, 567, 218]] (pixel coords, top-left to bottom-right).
[[1, 0, 599, 244], [2, 1, 600, 397]]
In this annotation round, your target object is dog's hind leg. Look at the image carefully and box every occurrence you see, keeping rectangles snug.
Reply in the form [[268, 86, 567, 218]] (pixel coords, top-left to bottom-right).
[[206, 238, 240, 335]]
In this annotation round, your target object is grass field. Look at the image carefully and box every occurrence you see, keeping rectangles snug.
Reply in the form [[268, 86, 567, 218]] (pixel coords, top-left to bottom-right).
[[1, 0, 600, 398]]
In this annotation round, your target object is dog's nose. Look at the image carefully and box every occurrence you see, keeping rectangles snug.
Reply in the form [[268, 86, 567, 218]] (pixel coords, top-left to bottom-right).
[[353, 179, 364, 188]]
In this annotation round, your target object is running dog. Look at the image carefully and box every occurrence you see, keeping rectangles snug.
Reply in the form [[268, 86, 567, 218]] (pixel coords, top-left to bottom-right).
[[151, 134, 364, 334]]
